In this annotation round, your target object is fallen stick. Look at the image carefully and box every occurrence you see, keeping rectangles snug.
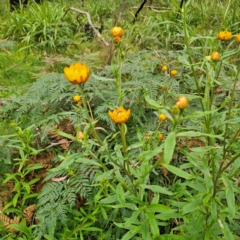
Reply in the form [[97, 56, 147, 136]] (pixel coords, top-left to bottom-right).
[[63, 7, 109, 47]]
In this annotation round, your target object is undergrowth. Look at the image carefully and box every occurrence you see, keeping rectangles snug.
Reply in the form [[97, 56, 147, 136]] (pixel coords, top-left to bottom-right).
[[0, 0, 240, 239]]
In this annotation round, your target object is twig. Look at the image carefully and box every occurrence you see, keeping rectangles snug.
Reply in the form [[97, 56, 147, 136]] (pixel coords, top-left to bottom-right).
[[62, 7, 109, 47], [133, 0, 147, 23], [45, 141, 73, 149]]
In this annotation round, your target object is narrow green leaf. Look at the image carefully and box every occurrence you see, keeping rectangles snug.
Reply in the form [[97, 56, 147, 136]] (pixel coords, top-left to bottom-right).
[[224, 117, 240, 124], [81, 227, 102, 232], [2, 173, 18, 183], [99, 195, 117, 204], [177, 131, 223, 139], [100, 207, 108, 220], [144, 93, 163, 110], [141, 184, 174, 195], [162, 163, 192, 179], [21, 182, 31, 194], [124, 211, 141, 226], [190, 146, 220, 152], [218, 217, 234, 240], [9, 224, 32, 239], [13, 193, 20, 207], [222, 175, 235, 218], [91, 72, 115, 82], [181, 199, 202, 215], [146, 212, 159, 236], [146, 203, 170, 212], [116, 183, 125, 205], [137, 146, 163, 161], [54, 128, 76, 141], [121, 226, 141, 240], [164, 132, 176, 164]]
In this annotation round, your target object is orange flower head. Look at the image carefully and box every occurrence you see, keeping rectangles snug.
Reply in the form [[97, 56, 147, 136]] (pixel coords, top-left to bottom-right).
[[158, 113, 166, 121], [110, 26, 124, 37], [170, 70, 178, 76], [217, 31, 232, 41], [163, 86, 168, 91], [77, 131, 84, 141], [159, 133, 164, 140], [211, 51, 220, 61], [108, 106, 130, 123], [73, 95, 81, 102], [64, 62, 90, 84], [176, 96, 189, 109], [162, 66, 168, 71], [236, 33, 240, 44], [114, 35, 121, 43]]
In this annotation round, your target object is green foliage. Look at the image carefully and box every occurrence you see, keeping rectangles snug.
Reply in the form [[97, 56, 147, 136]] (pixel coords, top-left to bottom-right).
[[3, 2, 77, 53], [1, 0, 240, 239]]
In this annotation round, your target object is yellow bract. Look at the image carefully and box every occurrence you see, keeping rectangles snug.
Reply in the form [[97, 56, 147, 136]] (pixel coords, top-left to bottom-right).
[[217, 31, 232, 41], [176, 96, 189, 109], [211, 51, 220, 61], [170, 70, 178, 76], [159, 133, 164, 140], [64, 62, 90, 84], [110, 26, 124, 37], [162, 66, 168, 71], [114, 35, 121, 43], [158, 113, 166, 121], [108, 106, 131, 123], [73, 95, 81, 102], [236, 33, 240, 44]]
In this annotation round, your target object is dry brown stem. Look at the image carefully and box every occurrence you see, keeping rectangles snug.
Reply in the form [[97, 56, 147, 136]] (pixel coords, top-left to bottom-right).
[[63, 7, 109, 47]]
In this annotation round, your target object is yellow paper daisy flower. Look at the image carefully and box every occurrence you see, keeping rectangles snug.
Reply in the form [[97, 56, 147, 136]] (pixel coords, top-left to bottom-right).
[[64, 62, 90, 84], [108, 106, 131, 123], [217, 31, 232, 41]]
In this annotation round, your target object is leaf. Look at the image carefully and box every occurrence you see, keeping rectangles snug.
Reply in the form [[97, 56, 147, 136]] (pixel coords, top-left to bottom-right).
[[224, 117, 240, 124], [54, 128, 76, 141], [50, 154, 101, 172], [181, 199, 202, 215], [218, 217, 234, 240], [222, 175, 235, 218], [176, 131, 223, 139], [116, 183, 125, 205], [178, 54, 190, 65], [91, 72, 115, 82], [144, 93, 164, 110], [140, 184, 174, 195], [146, 203, 170, 212], [121, 226, 141, 240], [190, 146, 220, 152], [81, 227, 102, 232], [13, 192, 20, 207], [99, 195, 118, 204], [161, 163, 192, 179], [184, 109, 218, 119], [137, 146, 163, 161], [157, 234, 186, 240], [9, 224, 32, 239], [146, 212, 159, 236], [21, 181, 31, 194], [100, 207, 108, 220], [164, 132, 176, 164]]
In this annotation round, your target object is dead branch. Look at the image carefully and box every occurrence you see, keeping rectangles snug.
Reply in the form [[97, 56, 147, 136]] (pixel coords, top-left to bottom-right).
[[63, 7, 109, 47], [45, 141, 73, 149], [133, 0, 147, 23]]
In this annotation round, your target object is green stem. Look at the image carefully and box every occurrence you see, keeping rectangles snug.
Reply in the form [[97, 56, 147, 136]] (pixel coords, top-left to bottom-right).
[[223, 65, 240, 158], [78, 85, 122, 169], [182, 4, 204, 112], [212, 65, 240, 198], [116, 45, 124, 106], [119, 123, 127, 157]]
